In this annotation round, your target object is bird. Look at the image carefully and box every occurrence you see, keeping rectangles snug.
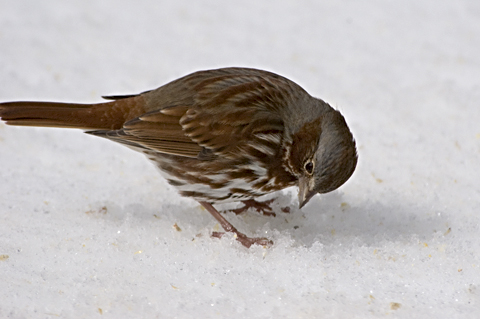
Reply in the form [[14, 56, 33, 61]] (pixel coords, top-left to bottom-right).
[[0, 67, 357, 248]]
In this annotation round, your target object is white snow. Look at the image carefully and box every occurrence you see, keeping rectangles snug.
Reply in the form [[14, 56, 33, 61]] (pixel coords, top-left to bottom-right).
[[1, 1, 479, 318]]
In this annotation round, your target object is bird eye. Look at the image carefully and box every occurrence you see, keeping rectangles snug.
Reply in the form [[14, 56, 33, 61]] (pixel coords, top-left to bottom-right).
[[304, 161, 314, 175]]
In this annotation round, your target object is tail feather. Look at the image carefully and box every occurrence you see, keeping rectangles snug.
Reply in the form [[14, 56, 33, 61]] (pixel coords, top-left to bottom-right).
[[0, 95, 147, 130], [0, 101, 97, 128]]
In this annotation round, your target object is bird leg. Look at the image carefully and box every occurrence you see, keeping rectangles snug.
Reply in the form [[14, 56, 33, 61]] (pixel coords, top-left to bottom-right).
[[199, 201, 272, 248]]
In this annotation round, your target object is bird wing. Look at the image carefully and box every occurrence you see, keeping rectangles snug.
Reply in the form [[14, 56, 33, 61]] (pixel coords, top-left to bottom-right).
[[90, 68, 290, 159]]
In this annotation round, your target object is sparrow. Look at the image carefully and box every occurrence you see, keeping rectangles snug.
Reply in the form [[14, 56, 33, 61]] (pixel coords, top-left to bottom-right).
[[0, 67, 357, 247]]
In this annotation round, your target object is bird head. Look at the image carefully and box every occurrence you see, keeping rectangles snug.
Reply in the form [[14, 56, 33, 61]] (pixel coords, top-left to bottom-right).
[[288, 108, 357, 208]]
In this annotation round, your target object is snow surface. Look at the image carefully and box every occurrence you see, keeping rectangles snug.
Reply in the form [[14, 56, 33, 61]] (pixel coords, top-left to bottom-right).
[[1, 1, 479, 318]]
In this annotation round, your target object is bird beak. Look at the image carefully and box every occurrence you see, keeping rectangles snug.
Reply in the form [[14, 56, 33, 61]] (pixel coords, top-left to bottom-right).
[[298, 175, 316, 209]]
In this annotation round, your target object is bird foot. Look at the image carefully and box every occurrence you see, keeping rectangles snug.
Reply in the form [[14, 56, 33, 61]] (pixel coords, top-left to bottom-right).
[[211, 231, 273, 248], [229, 199, 277, 216], [200, 201, 273, 248], [229, 199, 291, 216]]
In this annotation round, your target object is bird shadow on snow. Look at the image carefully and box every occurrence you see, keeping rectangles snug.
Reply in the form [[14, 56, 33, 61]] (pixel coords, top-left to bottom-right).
[[84, 190, 449, 250], [261, 191, 449, 248]]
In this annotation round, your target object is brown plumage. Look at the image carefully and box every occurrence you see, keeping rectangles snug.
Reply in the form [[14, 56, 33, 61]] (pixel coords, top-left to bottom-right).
[[0, 67, 357, 247]]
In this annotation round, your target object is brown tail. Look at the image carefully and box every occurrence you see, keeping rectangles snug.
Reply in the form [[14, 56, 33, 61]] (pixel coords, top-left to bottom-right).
[[0, 95, 147, 131]]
